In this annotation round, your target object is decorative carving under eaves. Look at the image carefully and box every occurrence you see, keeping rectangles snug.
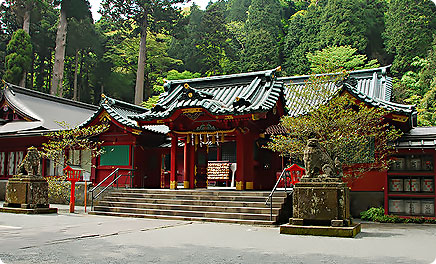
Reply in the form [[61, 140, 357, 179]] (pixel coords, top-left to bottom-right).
[[184, 112, 203, 121], [195, 123, 218, 131]]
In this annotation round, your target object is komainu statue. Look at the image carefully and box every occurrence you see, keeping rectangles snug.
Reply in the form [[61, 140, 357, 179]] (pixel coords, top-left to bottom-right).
[[303, 138, 342, 178], [17, 146, 41, 176]]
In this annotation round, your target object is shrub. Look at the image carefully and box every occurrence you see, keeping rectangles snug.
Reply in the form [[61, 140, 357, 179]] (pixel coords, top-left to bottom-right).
[[360, 207, 436, 224]]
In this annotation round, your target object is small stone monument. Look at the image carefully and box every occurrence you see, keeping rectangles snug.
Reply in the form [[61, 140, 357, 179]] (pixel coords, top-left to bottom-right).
[[280, 139, 361, 237], [0, 147, 57, 214]]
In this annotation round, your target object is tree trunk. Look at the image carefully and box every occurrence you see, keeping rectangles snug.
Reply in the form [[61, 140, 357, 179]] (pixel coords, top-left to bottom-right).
[[73, 49, 80, 101], [134, 17, 148, 105], [23, 9, 30, 34], [51, 7, 68, 97]]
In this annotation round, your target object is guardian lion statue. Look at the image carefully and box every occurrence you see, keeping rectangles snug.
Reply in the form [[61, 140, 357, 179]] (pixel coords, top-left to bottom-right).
[[17, 146, 41, 176], [303, 138, 342, 178]]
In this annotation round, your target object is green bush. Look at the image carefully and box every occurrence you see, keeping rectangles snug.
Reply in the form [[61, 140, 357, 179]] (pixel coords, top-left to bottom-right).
[[360, 207, 385, 221], [360, 207, 436, 224]]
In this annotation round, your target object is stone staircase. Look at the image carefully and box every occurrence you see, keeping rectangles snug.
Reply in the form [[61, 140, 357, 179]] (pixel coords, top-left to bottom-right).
[[89, 189, 290, 225]]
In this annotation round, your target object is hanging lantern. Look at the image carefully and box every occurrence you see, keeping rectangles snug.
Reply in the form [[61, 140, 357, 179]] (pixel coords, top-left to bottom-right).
[[220, 133, 225, 143], [203, 134, 207, 143], [195, 135, 199, 146], [186, 134, 191, 144], [211, 135, 216, 144]]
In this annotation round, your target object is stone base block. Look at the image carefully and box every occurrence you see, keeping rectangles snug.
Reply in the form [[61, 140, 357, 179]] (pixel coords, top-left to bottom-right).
[[0, 206, 57, 214], [5, 176, 49, 207], [280, 223, 361, 238]]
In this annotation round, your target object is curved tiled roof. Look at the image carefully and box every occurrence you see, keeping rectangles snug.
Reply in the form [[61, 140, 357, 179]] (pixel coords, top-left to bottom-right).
[[80, 95, 169, 134], [133, 69, 284, 121]]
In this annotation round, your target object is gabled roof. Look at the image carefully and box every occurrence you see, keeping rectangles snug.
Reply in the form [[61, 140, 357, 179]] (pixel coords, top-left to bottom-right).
[[80, 95, 169, 134], [132, 68, 284, 122], [0, 83, 97, 135]]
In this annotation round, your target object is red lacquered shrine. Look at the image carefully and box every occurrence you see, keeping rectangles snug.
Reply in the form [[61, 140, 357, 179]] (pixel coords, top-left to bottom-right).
[[132, 68, 286, 190]]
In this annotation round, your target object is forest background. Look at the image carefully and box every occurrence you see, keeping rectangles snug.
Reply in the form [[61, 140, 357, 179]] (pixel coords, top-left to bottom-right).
[[1, 0, 436, 126]]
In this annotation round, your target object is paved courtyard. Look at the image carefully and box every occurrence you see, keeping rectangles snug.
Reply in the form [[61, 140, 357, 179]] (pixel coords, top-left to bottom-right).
[[1, 204, 436, 264]]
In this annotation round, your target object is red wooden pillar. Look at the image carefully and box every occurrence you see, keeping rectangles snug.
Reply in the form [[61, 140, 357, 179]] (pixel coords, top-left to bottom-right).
[[170, 134, 178, 189], [235, 129, 255, 190], [183, 138, 190, 188], [189, 144, 195, 188]]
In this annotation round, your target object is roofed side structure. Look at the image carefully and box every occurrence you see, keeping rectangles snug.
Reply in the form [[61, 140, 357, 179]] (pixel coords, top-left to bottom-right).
[[0, 83, 97, 136], [394, 127, 436, 149], [279, 65, 393, 104], [277, 66, 416, 131], [80, 95, 169, 135]]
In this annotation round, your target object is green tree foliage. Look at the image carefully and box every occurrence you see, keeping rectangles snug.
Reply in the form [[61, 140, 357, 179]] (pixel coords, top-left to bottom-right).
[[168, 4, 205, 74], [41, 122, 108, 168], [226, 0, 251, 22], [400, 40, 436, 126], [100, 0, 187, 105], [268, 73, 402, 178], [198, 1, 230, 75], [142, 69, 200, 109], [244, 0, 283, 71], [307, 45, 379, 74], [384, 0, 436, 75], [283, 2, 322, 75], [283, 0, 386, 75], [41, 122, 107, 202], [4, 29, 32, 85]]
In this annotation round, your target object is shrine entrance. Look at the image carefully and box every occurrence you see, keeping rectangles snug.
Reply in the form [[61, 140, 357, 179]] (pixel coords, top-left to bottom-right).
[[167, 129, 239, 190]]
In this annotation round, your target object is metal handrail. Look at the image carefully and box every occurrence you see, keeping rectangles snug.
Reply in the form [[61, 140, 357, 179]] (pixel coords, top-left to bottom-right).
[[89, 168, 135, 210], [265, 167, 293, 221]]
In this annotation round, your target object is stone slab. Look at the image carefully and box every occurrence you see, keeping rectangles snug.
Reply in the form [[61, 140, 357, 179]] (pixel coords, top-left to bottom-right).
[[280, 223, 361, 238], [0, 206, 57, 214]]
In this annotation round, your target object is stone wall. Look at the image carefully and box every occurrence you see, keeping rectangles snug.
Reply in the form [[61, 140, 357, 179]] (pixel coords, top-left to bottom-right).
[[48, 182, 114, 206], [1, 180, 112, 206]]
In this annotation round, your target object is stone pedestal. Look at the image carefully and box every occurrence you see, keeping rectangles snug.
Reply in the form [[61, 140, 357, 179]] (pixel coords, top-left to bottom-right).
[[280, 178, 360, 238], [0, 176, 57, 214]]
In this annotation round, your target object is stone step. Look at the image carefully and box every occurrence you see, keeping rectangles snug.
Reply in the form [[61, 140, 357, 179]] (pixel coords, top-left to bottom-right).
[[97, 201, 281, 214], [106, 192, 285, 203], [90, 189, 290, 225], [115, 189, 287, 197], [92, 206, 277, 221], [89, 211, 276, 226], [101, 196, 283, 209]]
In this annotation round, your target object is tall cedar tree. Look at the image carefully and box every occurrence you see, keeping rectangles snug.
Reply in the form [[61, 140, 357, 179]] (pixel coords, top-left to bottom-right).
[[384, 0, 436, 75], [244, 0, 283, 71], [51, 0, 91, 97], [100, 0, 188, 105]]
